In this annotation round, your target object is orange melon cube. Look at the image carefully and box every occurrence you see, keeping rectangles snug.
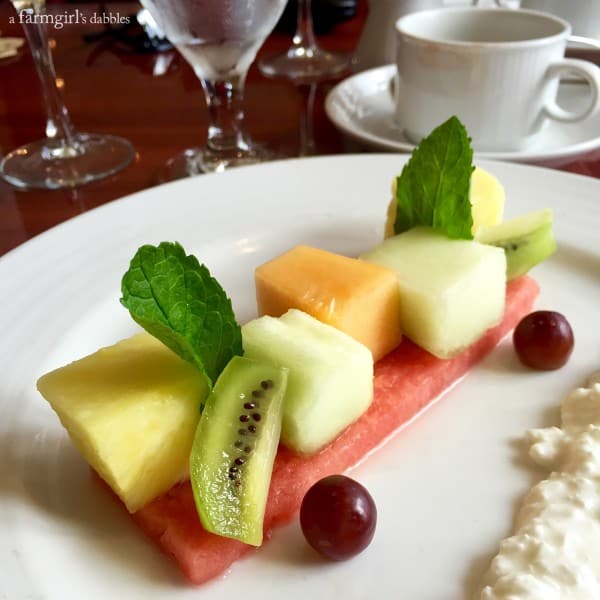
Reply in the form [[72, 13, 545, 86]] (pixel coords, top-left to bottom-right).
[[255, 245, 402, 361]]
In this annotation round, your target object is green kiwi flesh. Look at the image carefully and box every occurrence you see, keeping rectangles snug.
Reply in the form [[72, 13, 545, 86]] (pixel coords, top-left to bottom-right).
[[475, 209, 556, 280], [189, 356, 288, 546]]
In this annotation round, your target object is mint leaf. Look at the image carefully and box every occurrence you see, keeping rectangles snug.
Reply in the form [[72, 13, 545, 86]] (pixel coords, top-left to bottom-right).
[[120, 242, 242, 388], [394, 116, 474, 239]]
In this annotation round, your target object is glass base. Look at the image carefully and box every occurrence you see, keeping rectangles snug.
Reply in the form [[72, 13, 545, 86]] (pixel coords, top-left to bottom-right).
[[258, 45, 350, 82], [0, 133, 135, 190], [158, 143, 275, 182]]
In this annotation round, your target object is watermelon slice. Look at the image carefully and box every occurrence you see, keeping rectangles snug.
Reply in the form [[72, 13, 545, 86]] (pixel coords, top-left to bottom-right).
[[133, 276, 539, 584]]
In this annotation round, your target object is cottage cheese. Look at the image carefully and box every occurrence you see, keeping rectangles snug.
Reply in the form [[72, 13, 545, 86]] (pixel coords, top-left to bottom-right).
[[480, 373, 600, 599]]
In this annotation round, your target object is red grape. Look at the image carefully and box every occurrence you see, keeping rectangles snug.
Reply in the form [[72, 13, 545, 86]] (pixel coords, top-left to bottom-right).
[[513, 310, 574, 370], [300, 475, 376, 561]]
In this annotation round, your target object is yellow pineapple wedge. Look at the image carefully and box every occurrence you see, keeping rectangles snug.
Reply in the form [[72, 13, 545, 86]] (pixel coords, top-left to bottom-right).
[[469, 167, 505, 234], [37, 332, 208, 512], [384, 166, 505, 238]]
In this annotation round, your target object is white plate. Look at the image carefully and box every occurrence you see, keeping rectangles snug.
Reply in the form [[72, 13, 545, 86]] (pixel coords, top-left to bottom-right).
[[1, 155, 599, 600], [326, 65, 600, 165]]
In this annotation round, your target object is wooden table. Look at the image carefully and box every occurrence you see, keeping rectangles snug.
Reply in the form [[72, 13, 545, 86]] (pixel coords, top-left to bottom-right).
[[1, 2, 599, 257]]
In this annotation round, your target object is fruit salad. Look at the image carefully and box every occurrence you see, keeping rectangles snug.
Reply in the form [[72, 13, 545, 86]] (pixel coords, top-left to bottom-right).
[[36, 117, 556, 585]]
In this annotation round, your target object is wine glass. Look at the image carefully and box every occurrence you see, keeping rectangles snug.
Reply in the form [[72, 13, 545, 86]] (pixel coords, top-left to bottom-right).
[[139, 0, 287, 178], [258, 0, 350, 81], [1, 0, 135, 190]]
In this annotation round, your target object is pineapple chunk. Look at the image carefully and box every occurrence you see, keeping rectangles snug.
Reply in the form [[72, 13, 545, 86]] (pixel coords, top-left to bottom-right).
[[255, 245, 402, 361], [384, 167, 505, 237], [469, 167, 505, 234], [361, 228, 506, 358], [37, 333, 208, 512]]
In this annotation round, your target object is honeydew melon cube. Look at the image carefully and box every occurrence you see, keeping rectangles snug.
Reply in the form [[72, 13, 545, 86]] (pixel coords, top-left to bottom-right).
[[37, 333, 208, 512], [255, 245, 402, 362], [242, 309, 373, 455], [360, 227, 506, 359]]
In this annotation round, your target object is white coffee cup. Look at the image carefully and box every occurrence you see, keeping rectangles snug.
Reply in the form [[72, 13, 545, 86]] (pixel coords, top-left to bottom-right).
[[487, 0, 600, 40], [394, 7, 600, 151]]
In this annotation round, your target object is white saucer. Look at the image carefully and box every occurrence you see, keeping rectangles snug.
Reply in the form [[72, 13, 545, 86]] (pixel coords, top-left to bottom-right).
[[325, 65, 600, 164]]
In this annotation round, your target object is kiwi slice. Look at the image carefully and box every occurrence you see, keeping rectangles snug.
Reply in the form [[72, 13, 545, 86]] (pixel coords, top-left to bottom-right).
[[189, 356, 287, 546], [475, 209, 557, 281]]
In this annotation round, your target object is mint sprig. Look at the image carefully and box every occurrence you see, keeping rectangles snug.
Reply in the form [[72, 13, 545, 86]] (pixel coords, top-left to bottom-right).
[[120, 242, 242, 389], [394, 116, 474, 239]]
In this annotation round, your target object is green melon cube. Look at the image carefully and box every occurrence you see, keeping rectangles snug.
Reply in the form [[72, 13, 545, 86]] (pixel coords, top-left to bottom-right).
[[360, 227, 506, 358], [242, 310, 373, 455]]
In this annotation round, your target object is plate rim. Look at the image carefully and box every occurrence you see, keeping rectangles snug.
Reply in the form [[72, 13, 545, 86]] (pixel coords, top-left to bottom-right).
[[2, 152, 600, 271]]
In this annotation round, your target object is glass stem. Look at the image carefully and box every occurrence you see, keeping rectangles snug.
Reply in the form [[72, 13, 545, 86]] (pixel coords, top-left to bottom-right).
[[201, 74, 251, 153], [19, 5, 79, 150], [299, 83, 317, 156], [293, 0, 318, 51]]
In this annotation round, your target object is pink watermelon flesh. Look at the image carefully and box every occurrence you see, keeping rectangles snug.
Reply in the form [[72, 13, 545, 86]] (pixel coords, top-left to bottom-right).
[[134, 276, 540, 584]]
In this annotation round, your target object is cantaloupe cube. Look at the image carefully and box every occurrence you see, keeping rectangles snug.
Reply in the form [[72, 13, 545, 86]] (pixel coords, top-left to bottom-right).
[[37, 333, 208, 512], [360, 228, 506, 359], [255, 245, 402, 361]]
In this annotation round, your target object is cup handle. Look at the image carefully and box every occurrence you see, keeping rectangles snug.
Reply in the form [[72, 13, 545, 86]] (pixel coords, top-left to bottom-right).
[[543, 59, 600, 122]]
